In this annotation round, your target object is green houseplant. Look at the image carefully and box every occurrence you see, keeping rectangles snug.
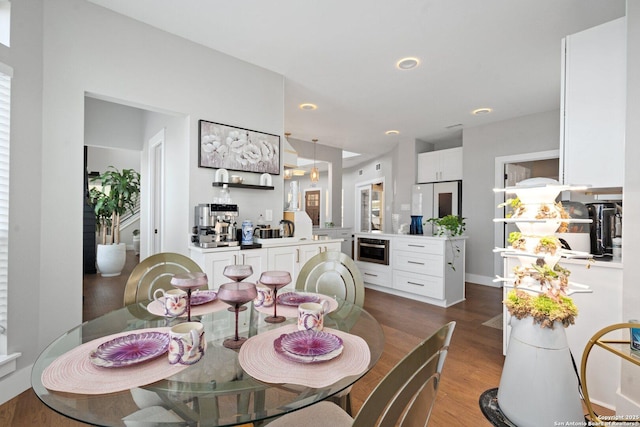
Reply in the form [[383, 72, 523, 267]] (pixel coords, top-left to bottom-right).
[[426, 214, 466, 237], [426, 215, 466, 270], [88, 166, 140, 276]]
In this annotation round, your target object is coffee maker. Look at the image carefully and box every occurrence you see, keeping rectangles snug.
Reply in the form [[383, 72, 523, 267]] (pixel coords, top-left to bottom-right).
[[586, 202, 622, 257], [192, 203, 239, 247]]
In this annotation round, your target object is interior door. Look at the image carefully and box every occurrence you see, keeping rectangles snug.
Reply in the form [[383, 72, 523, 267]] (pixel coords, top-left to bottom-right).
[[149, 129, 164, 255], [357, 185, 371, 233], [305, 190, 321, 226]]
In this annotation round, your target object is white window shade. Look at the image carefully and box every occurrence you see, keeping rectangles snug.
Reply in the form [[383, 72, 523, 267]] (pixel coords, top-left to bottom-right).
[[0, 71, 9, 354]]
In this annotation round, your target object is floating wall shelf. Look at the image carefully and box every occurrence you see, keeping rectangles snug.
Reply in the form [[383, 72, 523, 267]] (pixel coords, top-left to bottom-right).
[[212, 182, 274, 190]]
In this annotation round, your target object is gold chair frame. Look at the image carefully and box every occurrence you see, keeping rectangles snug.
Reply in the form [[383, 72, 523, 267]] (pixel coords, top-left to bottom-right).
[[580, 322, 640, 424], [123, 252, 204, 306]]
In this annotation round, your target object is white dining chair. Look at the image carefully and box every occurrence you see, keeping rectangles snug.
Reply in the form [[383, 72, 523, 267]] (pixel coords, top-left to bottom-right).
[[266, 321, 456, 427]]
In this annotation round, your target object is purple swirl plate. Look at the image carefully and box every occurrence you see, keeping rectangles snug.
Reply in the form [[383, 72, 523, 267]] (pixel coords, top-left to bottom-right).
[[276, 292, 320, 306], [89, 331, 170, 368], [190, 290, 217, 306], [279, 330, 343, 356], [274, 331, 343, 364]]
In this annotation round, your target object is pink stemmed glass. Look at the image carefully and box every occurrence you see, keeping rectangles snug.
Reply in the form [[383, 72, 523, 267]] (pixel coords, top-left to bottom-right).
[[223, 264, 253, 312], [217, 282, 257, 349], [259, 271, 291, 323], [170, 272, 208, 322]]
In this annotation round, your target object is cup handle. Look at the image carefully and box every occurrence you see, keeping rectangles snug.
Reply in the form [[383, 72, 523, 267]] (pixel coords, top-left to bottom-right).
[[321, 299, 330, 313], [187, 329, 201, 358], [153, 288, 165, 300]]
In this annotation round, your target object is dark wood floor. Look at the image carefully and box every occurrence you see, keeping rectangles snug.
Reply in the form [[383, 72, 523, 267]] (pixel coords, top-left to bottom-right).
[[0, 251, 612, 426]]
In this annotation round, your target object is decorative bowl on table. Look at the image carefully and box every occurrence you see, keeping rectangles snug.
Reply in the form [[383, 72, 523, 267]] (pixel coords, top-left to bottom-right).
[[89, 331, 170, 368], [277, 292, 320, 306], [273, 330, 343, 364]]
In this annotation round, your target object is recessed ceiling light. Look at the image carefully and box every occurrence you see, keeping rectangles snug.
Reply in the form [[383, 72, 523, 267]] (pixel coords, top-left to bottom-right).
[[299, 103, 317, 110], [472, 107, 493, 115], [396, 57, 420, 70], [385, 130, 400, 135]]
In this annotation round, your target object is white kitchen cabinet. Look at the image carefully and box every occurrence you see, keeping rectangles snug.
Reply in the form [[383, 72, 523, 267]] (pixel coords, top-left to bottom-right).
[[189, 247, 267, 288], [355, 234, 465, 307], [314, 227, 353, 257], [238, 249, 267, 283], [391, 236, 464, 307], [267, 241, 341, 289], [355, 260, 392, 289], [561, 17, 626, 188], [191, 240, 341, 292], [417, 147, 463, 183]]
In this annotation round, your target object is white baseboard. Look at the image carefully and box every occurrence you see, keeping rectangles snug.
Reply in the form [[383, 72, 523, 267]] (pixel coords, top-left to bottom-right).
[[0, 363, 32, 406], [616, 389, 640, 418], [465, 274, 498, 287]]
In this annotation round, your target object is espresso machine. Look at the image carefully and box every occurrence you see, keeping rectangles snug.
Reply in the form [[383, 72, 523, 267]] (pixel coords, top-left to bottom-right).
[[192, 203, 239, 247], [586, 202, 622, 257]]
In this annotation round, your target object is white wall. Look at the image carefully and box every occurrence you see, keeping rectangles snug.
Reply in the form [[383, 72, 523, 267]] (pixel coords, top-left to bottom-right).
[[0, 0, 44, 404], [0, 0, 285, 404], [619, 0, 640, 414], [85, 97, 144, 150], [461, 110, 560, 283]]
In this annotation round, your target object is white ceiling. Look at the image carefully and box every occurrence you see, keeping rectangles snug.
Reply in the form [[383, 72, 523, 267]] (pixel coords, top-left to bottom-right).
[[88, 0, 625, 164]]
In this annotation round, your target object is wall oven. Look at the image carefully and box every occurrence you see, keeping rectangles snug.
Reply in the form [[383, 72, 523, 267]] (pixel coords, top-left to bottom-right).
[[357, 237, 390, 265]]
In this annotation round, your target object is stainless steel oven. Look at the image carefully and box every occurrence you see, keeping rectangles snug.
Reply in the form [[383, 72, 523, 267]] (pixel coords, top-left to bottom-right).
[[357, 237, 390, 265]]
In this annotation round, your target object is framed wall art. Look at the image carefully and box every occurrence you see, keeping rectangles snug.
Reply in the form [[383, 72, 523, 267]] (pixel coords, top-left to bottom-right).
[[198, 120, 280, 175]]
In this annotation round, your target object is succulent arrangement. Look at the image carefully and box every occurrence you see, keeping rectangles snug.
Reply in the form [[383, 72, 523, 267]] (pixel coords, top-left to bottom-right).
[[496, 179, 592, 329]]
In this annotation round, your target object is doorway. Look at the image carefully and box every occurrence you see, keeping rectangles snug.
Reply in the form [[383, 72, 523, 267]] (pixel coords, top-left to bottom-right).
[[493, 150, 559, 278], [305, 189, 320, 226], [356, 179, 385, 233]]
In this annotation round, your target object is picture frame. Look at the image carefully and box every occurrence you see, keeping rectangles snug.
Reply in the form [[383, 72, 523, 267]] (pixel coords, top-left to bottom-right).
[[198, 120, 280, 175]]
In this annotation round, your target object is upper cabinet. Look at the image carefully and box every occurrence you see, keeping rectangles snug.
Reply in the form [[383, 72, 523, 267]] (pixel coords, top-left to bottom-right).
[[417, 147, 463, 183], [561, 17, 626, 189]]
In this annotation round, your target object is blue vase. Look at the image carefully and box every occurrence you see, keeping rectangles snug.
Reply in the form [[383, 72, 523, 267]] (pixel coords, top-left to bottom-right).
[[410, 216, 423, 235]]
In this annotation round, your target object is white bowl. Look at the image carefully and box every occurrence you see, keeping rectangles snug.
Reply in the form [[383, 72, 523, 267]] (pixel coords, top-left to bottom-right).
[[230, 175, 243, 184]]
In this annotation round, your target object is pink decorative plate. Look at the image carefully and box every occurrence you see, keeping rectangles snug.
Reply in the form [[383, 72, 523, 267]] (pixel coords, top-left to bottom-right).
[[274, 333, 343, 364], [279, 330, 343, 356], [190, 290, 217, 306], [89, 331, 170, 368], [277, 292, 320, 306]]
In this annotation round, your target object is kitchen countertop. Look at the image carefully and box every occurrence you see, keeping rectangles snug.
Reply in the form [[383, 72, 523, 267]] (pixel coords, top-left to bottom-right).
[[190, 236, 344, 253], [353, 232, 468, 240]]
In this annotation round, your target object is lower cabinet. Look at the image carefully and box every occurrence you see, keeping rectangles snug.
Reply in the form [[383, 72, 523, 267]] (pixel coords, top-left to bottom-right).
[[355, 261, 392, 289], [191, 241, 341, 292], [267, 241, 341, 290], [356, 234, 466, 307], [190, 248, 266, 288]]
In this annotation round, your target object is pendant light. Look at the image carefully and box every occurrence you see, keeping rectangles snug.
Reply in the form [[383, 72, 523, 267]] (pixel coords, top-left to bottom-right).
[[310, 138, 319, 183]]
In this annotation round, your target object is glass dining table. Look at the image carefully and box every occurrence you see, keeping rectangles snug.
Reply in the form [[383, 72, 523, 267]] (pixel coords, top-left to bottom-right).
[[31, 294, 385, 426]]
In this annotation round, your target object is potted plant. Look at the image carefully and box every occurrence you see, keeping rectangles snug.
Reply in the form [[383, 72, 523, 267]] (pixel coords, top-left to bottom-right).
[[426, 214, 466, 237], [89, 166, 140, 276], [426, 215, 466, 270]]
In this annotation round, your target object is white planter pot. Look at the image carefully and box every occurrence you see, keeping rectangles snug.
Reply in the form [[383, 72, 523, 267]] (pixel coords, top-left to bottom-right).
[[497, 316, 583, 426], [132, 236, 140, 255], [96, 243, 127, 277]]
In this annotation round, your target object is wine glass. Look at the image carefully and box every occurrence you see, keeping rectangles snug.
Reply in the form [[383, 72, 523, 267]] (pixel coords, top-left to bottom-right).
[[170, 272, 208, 322], [259, 271, 291, 323], [217, 282, 257, 349], [223, 264, 253, 312]]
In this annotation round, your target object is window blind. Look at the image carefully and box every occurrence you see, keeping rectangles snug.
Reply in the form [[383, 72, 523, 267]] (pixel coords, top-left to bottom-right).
[[0, 70, 9, 351]]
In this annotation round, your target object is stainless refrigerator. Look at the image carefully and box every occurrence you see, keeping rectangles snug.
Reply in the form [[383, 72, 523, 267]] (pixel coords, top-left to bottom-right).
[[411, 181, 462, 232]]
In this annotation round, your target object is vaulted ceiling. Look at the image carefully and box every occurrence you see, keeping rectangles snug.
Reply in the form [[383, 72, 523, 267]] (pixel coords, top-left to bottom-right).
[[88, 0, 625, 163]]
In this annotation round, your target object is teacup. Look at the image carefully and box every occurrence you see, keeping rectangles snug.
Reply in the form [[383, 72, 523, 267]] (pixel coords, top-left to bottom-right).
[[254, 284, 274, 308], [153, 288, 187, 317], [168, 321, 205, 365], [297, 301, 330, 331]]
